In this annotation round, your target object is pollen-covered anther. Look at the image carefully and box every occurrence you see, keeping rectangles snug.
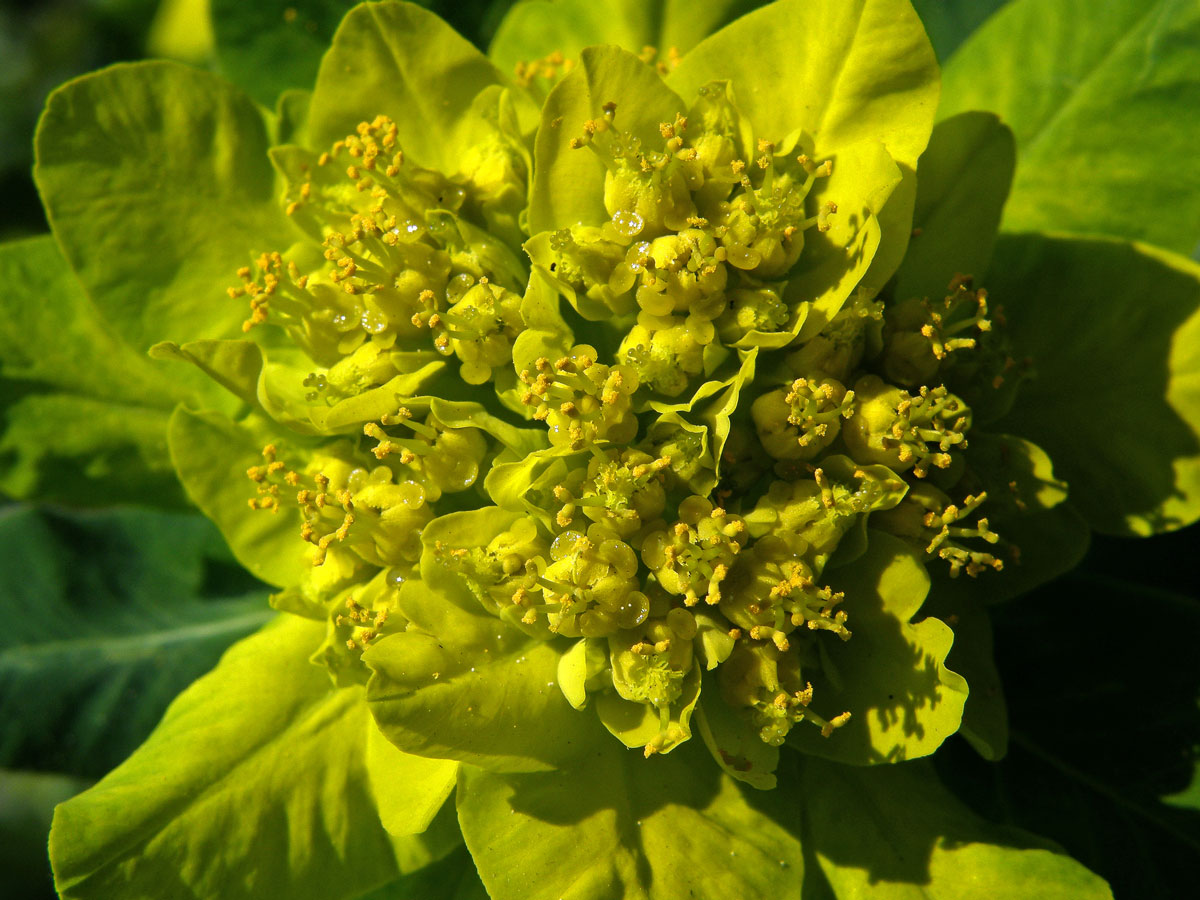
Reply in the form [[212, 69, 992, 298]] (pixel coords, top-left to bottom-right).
[[513, 49, 576, 87], [244, 444, 301, 514], [844, 376, 972, 478], [923, 491, 1003, 577]]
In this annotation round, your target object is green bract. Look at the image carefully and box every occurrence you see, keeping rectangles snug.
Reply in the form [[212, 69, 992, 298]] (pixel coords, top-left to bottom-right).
[[10, 1, 1200, 899]]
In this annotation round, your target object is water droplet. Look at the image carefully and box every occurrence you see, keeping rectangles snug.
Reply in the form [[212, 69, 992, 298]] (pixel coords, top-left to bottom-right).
[[361, 308, 388, 334], [610, 209, 645, 239]]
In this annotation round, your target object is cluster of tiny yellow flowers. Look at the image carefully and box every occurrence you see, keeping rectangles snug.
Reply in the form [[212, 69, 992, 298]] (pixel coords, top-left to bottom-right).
[[229, 64, 1020, 759]]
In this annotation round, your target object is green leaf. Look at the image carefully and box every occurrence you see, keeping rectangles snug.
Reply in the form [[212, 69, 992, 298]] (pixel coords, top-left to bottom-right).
[[594, 664, 701, 755], [307, 1, 513, 171], [641, 349, 758, 495], [168, 406, 311, 588], [666, 0, 939, 291], [909, 0, 1010, 62], [785, 140, 895, 338], [212, 0, 358, 107], [894, 112, 1016, 302], [940, 0, 1200, 255], [936, 573, 1200, 900], [804, 756, 1114, 899], [918, 585, 1007, 761], [356, 844, 490, 900], [150, 338, 265, 410], [529, 44, 686, 234], [457, 740, 805, 900], [366, 718, 460, 837], [34, 61, 297, 352], [365, 579, 606, 772], [49, 615, 438, 900], [489, 0, 760, 80], [988, 234, 1200, 535], [0, 505, 271, 776], [0, 236, 194, 507], [788, 531, 968, 765]]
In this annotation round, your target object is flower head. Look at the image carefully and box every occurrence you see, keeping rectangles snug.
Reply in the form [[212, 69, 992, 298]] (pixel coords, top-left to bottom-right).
[[33, 2, 1189, 898]]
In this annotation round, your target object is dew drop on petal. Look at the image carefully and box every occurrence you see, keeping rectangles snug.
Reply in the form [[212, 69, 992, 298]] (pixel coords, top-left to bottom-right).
[[361, 308, 389, 334], [610, 210, 645, 239]]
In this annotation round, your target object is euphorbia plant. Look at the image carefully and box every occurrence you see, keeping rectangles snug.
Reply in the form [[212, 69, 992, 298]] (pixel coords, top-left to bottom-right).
[[3, 1, 1199, 898]]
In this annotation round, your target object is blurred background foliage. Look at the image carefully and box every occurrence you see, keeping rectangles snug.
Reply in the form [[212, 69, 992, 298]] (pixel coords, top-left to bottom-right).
[[1, 1, 1197, 898]]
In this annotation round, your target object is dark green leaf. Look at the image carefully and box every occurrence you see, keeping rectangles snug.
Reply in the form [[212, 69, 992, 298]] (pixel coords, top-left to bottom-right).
[[895, 112, 1015, 302], [0, 505, 270, 777], [988, 233, 1200, 534], [354, 844, 489, 900], [910, 0, 1010, 61], [805, 755, 1113, 898], [212, 0, 358, 107], [936, 573, 1200, 900], [0, 769, 91, 900]]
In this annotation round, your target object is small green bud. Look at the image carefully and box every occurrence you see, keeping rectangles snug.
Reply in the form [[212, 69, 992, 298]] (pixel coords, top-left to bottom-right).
[[716, 284, 790, 343], [554, 448, 671, 538], [841, 375, 971, 478], [529, 225, 635, 319], [634, 229, 729, 320], [536, 525, 647, 637], [617, 319, 706, 397], [785, 290, 882, 381], [571, 106, 697, 238], [751, 375, 854, 460], [608, 613, 699, 755], [880, 277, 993, 388], [440, 280, 524, 384], [363, 405, 488, 501], [745, 459, 907, 574], [685, 81, 746, 209], [433, 515, 552, 627], [710, 150, 834, 278]]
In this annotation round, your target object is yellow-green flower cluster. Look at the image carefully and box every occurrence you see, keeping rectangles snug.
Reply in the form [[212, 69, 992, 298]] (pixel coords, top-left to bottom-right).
[[225, 34, 1015, 766]]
